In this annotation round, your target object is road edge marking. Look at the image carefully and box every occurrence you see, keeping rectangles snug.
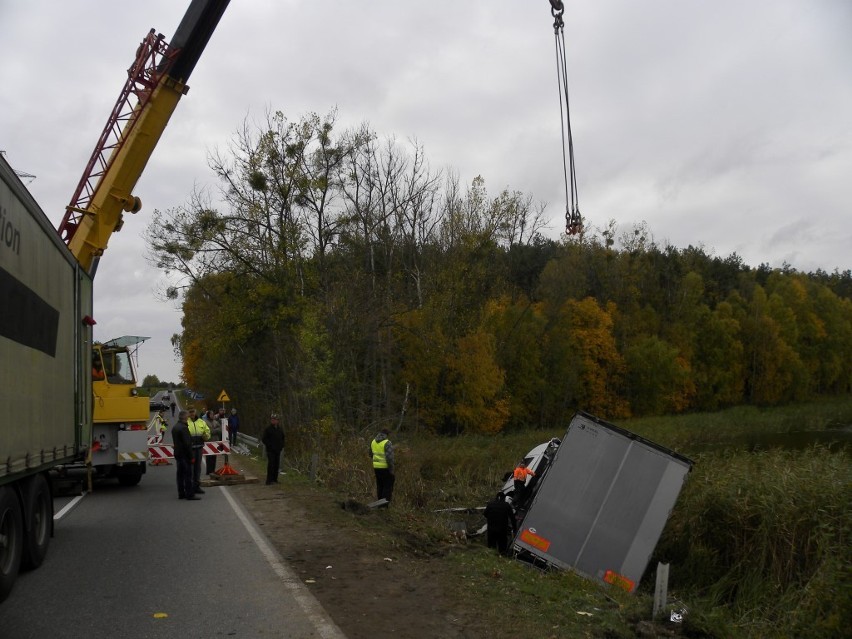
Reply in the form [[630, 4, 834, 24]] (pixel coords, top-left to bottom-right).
[[220, 486, 347, 639], [54, 493, 86, 521]]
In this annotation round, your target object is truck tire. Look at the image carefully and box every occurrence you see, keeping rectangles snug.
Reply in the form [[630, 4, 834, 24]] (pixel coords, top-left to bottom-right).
[[117, 468, 143, 487], [0, 486, 24, 603], [21, 474, 52, 570]]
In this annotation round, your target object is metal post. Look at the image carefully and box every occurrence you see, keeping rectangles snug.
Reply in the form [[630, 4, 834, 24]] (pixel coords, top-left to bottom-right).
[[653, 562, 669, 618], [309, 453, 318, 481]]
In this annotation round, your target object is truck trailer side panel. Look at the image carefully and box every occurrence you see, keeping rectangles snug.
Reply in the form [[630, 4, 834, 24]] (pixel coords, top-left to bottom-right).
[[514, 411, 692, 592], [0, 155, 92, 484]]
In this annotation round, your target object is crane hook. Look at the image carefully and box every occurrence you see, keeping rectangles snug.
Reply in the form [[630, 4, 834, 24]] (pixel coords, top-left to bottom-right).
[[548, 0, 582, 236], [550, 0, 565, 31]]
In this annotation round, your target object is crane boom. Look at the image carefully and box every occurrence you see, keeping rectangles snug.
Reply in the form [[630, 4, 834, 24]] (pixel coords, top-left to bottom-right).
[[58, 0, 229, 276]]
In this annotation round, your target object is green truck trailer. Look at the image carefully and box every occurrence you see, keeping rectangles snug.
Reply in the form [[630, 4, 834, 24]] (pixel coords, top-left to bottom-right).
[[0, 153, 93, 601]]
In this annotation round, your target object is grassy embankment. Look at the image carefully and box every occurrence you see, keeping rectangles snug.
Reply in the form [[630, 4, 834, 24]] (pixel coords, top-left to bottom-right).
[[250, 397, 852, 638]]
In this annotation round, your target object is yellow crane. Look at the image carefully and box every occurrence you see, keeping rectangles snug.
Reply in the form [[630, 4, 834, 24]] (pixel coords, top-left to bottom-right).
[[58, 0, 230, 275], [57, 0, 229, 485]]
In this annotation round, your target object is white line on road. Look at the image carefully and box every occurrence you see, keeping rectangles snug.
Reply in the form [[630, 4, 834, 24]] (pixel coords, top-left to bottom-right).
[[53, 493, 86, 521], [220, 486, 347, 639]]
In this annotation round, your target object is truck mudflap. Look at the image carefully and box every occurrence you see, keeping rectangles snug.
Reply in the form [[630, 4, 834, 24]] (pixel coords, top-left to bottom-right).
[[512, 411, 693, 593]]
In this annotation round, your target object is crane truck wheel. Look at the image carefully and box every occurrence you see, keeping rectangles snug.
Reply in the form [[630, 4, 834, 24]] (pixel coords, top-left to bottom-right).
[[21, 474, 52, 570], [117, 466, 143, 487], [0, 486, 24, 604]]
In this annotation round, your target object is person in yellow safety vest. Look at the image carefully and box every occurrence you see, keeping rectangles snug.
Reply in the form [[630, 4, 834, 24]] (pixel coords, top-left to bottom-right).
[[187, 408, 210, 494], [154, 409, 168, 441], [512, 461, 535, 504], [369, 428, 395, 506]]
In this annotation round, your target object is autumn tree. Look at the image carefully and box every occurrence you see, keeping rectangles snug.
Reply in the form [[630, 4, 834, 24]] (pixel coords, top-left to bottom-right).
[[444, 331, 510, 435], [146, 110, 368, 429], [482, 297, 548, 429], [544, 297, 628, 419], [624, 336, 693, 415], [735, 285, 801, 405], [691, 301, 745, 410]]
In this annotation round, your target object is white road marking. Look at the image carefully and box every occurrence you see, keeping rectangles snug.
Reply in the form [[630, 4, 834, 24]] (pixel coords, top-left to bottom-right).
[[53, 493, 86, 521], [220, 486, 347, 639]]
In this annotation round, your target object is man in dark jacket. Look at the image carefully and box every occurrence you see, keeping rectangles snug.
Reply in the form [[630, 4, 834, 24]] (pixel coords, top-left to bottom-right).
[[484, 492, 517, 555], [227, 408, 240, 446], [172, 410, 199, 500], [262, 413, 285, 485]]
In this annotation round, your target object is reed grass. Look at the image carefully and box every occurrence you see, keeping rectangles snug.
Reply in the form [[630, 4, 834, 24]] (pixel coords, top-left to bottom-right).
[[654, 445, 851, 637], [622, 395, 852, 451]]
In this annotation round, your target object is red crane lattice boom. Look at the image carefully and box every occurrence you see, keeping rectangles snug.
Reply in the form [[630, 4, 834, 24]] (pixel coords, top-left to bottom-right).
[[57, 30, 179, 245]]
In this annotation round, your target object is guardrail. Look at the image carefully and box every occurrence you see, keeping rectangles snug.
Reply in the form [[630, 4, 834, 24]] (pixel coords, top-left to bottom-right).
[[235, 432, 265, 457], [237, 432, 259, 447]]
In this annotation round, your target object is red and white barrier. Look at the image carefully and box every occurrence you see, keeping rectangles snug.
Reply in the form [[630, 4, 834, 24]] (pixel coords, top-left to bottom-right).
[[148, 440, 230, 464], [148, 442, 173, 465], [203, 440, 231, 456]]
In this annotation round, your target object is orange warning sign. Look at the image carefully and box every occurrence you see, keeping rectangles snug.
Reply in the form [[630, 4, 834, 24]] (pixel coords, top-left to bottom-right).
[[519, 528, 551, 553]]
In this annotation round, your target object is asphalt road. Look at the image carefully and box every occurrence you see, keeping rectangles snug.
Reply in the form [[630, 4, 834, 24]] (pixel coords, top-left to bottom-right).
[[0, 425, 345, 638]]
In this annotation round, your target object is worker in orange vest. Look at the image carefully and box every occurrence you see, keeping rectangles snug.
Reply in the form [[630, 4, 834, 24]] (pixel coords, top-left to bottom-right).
[[512, 461, 535, 504], [92, 357, 105, 380]]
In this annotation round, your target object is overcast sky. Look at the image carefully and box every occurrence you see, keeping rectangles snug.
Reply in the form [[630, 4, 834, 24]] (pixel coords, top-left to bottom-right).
[[2, 0, 850, 384]]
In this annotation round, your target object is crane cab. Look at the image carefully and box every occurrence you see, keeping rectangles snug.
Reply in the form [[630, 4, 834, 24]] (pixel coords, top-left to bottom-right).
[[90, 336, 150, 485]]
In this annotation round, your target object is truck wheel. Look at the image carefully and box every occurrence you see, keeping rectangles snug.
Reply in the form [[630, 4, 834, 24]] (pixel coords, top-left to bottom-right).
[[21, 474, 52, 570], [117, 469, 143, 487], [0, 486, 24, 603]]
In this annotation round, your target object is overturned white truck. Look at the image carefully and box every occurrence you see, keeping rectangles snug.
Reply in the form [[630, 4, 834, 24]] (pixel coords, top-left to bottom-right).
[[506, 411, 693, 593]]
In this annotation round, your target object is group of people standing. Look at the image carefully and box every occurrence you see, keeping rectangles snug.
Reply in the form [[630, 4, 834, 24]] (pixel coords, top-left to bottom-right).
[[259, 417, 396, 505], [171, 408, 208, 500], [170, 406, 240, 500], [172, 405, 528, 557], [265, 419, 523, 557]]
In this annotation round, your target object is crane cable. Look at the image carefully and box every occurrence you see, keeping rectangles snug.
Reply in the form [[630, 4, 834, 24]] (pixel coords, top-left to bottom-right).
[[550, 1, 582, 236]]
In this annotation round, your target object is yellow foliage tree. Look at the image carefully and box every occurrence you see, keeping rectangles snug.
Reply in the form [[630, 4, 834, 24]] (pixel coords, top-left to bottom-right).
[[394, 308, 450, 431], [550, 297, 629, 418], [445, 331, 510, 435], [481, 296, 547, 428]]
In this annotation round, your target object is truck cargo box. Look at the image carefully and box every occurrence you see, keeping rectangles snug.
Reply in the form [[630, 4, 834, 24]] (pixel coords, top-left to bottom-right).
[[0, 154, 92, 485], [513, 411, 692, 593]]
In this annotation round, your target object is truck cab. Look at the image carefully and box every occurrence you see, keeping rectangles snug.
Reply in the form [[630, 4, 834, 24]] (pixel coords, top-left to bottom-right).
[[501, 437, 561, 516], [90, 337, 150, 485]]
